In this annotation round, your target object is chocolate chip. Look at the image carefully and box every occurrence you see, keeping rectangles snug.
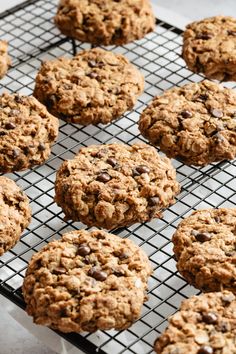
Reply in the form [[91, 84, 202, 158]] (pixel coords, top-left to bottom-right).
[[94, 149, 107, 158], [222, 293, 235, 304], [202, 312, 218, 324], [97, 172, 111, 183], [149, 197, 160, 206], [38, 142, 46, 151], [197, 94, 208, 101], [194, 232, 212, 242], [211, 108, 223, 118], [106, 157, 117, 167], [88, 60, 104, 68], [197, 346, 213, 354], [14, 95, 23, 104], [88, 267, 107, 281], [88, 72, 98, 79], [13, 149, 20, 158], [214, 216, 221, 223], [133, 165, 150, 176], [228, 30, 236, 36], [196, 33, 213, 40], [218, 321, 230, 332], [77, 244, 91, 256], [181, 110, 192, 118], [5, 122, 16, 130], [88, 60, 97, 68]]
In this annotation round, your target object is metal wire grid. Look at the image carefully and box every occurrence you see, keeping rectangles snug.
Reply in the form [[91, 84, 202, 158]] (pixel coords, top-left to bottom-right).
[[0, 1, 236, 353]]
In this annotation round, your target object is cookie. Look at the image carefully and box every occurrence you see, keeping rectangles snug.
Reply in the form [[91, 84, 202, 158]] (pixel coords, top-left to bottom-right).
[[0, 176, 31, 256], [182, 16, 236, 81], [54, 142, 180, 229], [0, 41, 10, 79], [139, 80, 236, 166], [154, 291, 236, 354], [22, 229, 152, 332], [54, 0, 155, 46], [0, 93, 59, 173], [172, 208, 236, 293], [33, 48, 144, 125]]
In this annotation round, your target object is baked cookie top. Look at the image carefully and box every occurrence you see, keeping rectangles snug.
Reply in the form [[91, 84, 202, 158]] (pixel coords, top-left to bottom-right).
[[182, 16, 236, 81], [154, 291, 236, 354], [22, 229, 152, 332], [0, 40, 10, 79], [0, 176, 31, 255], [54, 0, 155, 46], [33, 48, 144, 125], [172, 208, 236, 293], [54, 142, 180, 229], [139, 80, 236, 166], [0, 93, 59, 173]]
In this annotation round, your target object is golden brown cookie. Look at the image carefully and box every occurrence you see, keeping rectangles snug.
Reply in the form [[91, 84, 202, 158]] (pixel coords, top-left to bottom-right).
[[0, 176, 31, 255], [183, 16, 236, 81], [172, 208, 236, 293], [139, 80, 236, 166], [0, 93, 59, 173], [33, 48, 144, 125], [22, 229, 152, 332], [154, 291, 236, 354], [54, 142, 180, 229], [54, 0, 155, 46]]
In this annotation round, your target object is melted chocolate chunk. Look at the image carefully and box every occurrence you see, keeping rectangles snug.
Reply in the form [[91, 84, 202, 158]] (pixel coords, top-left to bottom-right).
[[194, 232, 212, 243], [5, 122, 16, 130], [77, 244, 91, 257], [88, 267, 107, 281], [181, 110, 192, 118], [97, 172, 111, 183], [197, 346, 213, 354], [202, 312, 218, 324]]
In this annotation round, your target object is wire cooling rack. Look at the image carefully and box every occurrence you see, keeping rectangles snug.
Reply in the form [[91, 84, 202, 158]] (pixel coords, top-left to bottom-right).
[[0, 1, 236, 353]]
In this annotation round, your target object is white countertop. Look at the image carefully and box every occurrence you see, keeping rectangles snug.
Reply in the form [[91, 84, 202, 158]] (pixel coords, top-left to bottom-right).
[[1, 1, 236, 354]]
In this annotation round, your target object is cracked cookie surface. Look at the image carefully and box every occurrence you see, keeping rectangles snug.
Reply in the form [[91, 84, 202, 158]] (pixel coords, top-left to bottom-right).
[[139, 80, 236, 166], [182, 16, 236, 81], [0, 176, 31, 255], [54, 0, 155, 46], [54, 142, 180, 229], [154, 291, 236, 354], [172, 208, 236, 293], [22, 229, 152, 332], [0, 93, 59, 173], [34, 48, 144, 125], [0, 41, 10, 79]]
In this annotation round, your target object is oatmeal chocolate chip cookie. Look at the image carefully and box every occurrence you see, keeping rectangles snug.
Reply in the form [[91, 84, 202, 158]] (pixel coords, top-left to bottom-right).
[[183, 16, 236, 81], [0, 176, 31, 256], [139, 80, 236, 166], [22, 229, 152, 332], [54, 143, 180, 229], [172, 208, 236, 293], [54, 0, 155, 46], [33, 48, 144, 125], [0, 41, 10, 79], [154, 291, 236, 354], [0, 93, 59, 173]]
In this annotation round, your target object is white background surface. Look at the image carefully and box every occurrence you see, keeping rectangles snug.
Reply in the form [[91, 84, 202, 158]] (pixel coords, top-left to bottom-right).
[[0, 1, 236, 354]]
